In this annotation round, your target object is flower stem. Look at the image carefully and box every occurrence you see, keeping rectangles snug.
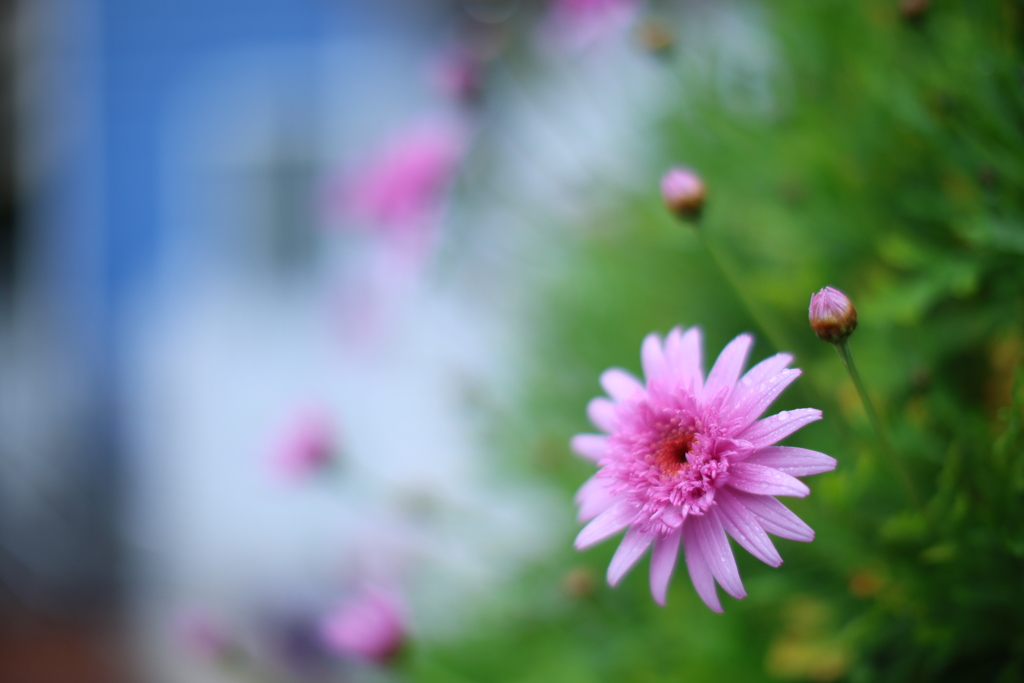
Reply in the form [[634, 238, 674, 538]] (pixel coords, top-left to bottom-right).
[[834, 339, 921, 508], [697, 233, 793, 355]]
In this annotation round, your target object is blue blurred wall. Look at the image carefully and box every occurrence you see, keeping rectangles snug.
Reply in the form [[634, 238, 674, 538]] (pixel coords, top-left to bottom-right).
[[96, 0, 335, 345], [21, 0, 377, 609]]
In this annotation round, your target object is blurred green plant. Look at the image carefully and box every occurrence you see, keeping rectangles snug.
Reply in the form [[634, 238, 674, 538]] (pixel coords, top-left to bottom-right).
[[410, 1, 1024, 681]]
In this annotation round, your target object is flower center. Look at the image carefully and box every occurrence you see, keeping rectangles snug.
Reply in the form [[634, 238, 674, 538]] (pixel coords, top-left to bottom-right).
[[652, 429, 696, 476]]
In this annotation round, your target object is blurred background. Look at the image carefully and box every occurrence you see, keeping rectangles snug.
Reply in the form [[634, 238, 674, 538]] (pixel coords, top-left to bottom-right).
[[1, 0, 1024, 681]]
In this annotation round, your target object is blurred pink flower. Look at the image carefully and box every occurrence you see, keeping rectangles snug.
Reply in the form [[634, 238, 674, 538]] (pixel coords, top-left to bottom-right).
[[320, 587, 406, 665], [334, 120, 466, 257], [270, 409, 336, 481], [544, 0, 639, 49], [573, 327, 835, 611], [326, 120, 467, 345]]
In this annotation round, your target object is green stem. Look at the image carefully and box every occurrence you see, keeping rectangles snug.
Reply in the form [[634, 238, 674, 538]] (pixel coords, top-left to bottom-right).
[[835, 339, 921, 509], [697, 232, 794, 355], [688, 226, 832, 413]]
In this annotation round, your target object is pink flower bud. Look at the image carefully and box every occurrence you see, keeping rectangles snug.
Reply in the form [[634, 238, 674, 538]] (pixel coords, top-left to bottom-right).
[[899, 0, 929, 23], [320, 587, 406, 665], [636, 19, 674, 56], [809, 286, 858, 343], [661, 167, 706, 220]]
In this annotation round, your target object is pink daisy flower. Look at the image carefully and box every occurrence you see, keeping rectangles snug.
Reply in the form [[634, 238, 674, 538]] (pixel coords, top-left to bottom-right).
[[572, 327, 835, 611]]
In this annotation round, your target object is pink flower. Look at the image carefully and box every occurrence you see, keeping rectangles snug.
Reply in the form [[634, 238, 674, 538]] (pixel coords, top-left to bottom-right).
[[320, 587, 406, 665], [572, 327, 835, 611], [335, 121, 466, 255], [809, 286, 858, 344], [270, 409, 335, 481], [326, 121, 467, 344]]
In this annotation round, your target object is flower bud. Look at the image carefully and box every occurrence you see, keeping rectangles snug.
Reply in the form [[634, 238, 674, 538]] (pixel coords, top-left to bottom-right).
[[636, 19, 674, 56], [809, 286, 858, 344], [661, 167, 706, 220], [563, 566, 597, 599], [899, 0, 929, 23]]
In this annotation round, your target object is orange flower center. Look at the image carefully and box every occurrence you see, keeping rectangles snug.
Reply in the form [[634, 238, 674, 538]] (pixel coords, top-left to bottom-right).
[[653, 430, 696, 476]]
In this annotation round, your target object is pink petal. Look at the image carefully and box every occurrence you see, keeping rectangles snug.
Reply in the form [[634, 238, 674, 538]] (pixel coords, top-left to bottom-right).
[[665, 326, 703, 393], [575, 474, 618, 522], [575, 501, 637, 549], [740, 408, 822, 448], [728, 463, 811, 498], [662, 327, 683, 373], [715, 491, 782, 567], [746, 446, 837, 476], [570, 434, 608, 463], [607, 527, 654, 586], [692, 510, 746, 600], [728, 368, 802, 430], [649, 528, 682, 606], [641, 332, 669, 383], [703, 334, 753, 402], [600, 368, 644, 403], [682, 519, 722, 612], [658, 505, 685, 529], [737, 353, 793, 390], [586, 398, 618, 433], [730, 491, 814, 542]]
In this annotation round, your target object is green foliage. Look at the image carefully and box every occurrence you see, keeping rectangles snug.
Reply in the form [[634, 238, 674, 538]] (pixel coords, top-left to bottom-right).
[[410, 1, 1024, 680]]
